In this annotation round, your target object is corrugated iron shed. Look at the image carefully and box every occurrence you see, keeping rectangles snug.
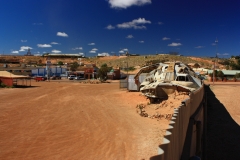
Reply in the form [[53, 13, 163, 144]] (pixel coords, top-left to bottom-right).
[[0, 71, 31, 86]]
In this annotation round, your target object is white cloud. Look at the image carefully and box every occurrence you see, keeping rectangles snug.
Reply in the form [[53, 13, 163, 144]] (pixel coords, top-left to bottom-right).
[[117, 18, 151, 29], [21, 40, 27, 42], [11, 50, 19, 54], [19, 46, 32, 52], [108, 0, 151, 9], [88, 43, 95, 45], [57, 32, 68, 37], [91, 48, 98, 51], [123, 48, 128, 51], [79, 53, 84, 56], [52, 49, 61, 53], [34, 54, 42, 56], [89, 50, 96, 53], [106, 25, 115, 30], [37, 44, 52, 48], [158, 22, 164, 25], [195, 46, 204, 49], [139, 41, 144, 43], [222, 53, 229, 55], [211, 43, 216, 46], [51, 42, 59, 45], [119, 50, 124, 53], [162, 37, 170, 40], [168, 42, 182, 47], [98, 52, 110, 56], [72, 47, 83, 50], [126, 35, 134, 38]]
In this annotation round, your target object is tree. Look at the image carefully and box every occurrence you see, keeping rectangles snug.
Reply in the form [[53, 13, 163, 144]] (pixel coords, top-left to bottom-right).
[[58, 61, 64, 65], [193, 63, 200, 68], [97, 63, 111, 81], [219, 59, 230, 66], [230, 62, 240, 70], [217, 70, 224, 78], [70, 62, 79, 71], [213, 70, 218, 77], [235, 56, 240, 59], [235, 73, 240, 78]]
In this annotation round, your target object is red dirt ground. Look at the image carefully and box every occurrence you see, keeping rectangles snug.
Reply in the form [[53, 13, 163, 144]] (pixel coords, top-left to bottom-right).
[[0, 80, 175, 160], [204, 81, 240, 159], [204, 81, 240, 125]]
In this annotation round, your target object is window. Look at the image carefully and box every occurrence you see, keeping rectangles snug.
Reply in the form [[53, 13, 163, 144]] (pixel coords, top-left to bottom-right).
[[176, 76, 190, 81]]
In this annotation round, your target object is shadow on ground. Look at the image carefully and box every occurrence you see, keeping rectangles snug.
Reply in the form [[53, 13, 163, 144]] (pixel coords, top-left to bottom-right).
[[14, 85, 40, 88], [205, 85, 240, 159]]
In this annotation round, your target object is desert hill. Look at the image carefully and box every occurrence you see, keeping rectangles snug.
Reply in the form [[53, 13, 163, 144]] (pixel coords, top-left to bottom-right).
[[0, 55, 223, 72]]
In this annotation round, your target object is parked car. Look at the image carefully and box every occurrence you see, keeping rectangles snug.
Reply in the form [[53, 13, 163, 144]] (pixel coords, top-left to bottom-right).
[[51, 75, 61, 80], [75, 76, 85, 80], [34, 76, 47, 82], [68, 75, 76, 80]]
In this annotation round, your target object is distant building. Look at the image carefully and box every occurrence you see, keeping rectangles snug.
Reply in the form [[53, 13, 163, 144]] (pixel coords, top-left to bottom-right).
[[156, 53, 168, 56], [42, 53, 85, 58], [129, 54, 139, 56], [119, 53, 139, 56]]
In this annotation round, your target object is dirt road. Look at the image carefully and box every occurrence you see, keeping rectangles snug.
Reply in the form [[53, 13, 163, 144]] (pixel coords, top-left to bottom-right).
[[0, 80, 170, 160]]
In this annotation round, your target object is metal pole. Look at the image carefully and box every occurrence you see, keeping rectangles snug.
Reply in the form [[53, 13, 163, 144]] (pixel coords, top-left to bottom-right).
[[213, 38, 218, 85], [127, 59, 128, 76], [213, 60, 215, 85]]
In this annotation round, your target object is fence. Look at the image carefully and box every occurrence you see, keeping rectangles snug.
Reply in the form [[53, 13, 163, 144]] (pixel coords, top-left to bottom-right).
[[150, 84, 205, 160], [31, 67, 66, 77]]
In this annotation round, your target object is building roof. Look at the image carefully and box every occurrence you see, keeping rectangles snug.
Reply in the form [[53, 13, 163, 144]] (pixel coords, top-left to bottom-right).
[[207, 70, 240, 75], [0, 71, 30, 78]]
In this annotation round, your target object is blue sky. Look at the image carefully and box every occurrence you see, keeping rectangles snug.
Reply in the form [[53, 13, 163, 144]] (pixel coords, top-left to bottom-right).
[[0, 0, 239, 57]]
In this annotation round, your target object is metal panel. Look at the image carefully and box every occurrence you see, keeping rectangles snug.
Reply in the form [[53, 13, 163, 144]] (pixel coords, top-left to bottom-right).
[[128, 75, 138, 91], [139, 73, 147, 83], [31, 67, 66, 76], [31, 69, 38, 75], [120, 78, 128, 88]]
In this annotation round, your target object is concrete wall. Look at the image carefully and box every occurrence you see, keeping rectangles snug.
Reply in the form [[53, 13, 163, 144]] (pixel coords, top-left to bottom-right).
[[150, 84, 205, 160]]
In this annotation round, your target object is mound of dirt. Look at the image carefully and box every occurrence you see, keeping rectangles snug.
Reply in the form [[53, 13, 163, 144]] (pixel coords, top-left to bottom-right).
[[136, 91, 189, 120]]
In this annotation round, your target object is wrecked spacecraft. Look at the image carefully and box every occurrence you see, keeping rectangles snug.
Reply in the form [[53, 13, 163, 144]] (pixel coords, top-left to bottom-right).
[[134, 62, 202, 102]]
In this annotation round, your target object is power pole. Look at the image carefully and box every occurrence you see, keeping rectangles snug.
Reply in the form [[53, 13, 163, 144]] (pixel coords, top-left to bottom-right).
[[213, 38, 218, 85]]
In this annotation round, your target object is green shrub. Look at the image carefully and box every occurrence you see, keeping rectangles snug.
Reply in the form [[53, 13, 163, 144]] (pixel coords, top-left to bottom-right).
[[0, 82, 7, 88], [217, 70, 224, 78]]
